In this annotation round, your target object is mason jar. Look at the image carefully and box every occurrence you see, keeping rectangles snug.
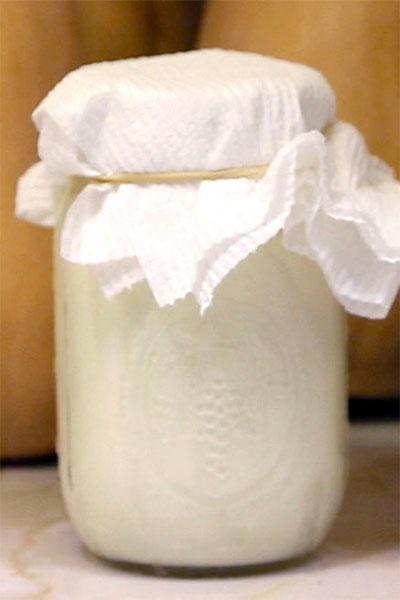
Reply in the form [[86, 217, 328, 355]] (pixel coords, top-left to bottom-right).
[[54, 186, 347, 569], [17, 49, 397, 573]]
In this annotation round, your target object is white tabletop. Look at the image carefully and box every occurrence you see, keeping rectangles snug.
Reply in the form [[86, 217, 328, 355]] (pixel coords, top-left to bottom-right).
[[1, 423, 399, 600]]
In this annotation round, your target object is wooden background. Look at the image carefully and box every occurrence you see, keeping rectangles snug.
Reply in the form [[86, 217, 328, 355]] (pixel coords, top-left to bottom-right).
[[198, 0, 400, 400], [1, 1, 398, 458]]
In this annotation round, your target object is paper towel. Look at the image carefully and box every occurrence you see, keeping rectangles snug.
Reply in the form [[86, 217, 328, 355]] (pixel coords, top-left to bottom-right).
[[15, 49, 400, 317]]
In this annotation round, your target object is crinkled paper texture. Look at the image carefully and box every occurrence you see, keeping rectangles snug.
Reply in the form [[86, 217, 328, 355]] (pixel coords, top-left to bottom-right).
[[16, 123, 400, 319], [30, 50, 336, 174], [14, 50, 400, 318]]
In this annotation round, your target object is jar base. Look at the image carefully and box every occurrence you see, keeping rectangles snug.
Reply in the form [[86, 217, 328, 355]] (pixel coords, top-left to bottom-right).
[[94, 551, 315, 579]]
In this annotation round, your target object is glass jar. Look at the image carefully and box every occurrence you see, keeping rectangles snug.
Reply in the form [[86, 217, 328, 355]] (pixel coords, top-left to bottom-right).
[[54, 189, 348, 570]]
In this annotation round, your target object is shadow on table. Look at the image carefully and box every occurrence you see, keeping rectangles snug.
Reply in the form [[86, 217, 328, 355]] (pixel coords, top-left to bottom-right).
[[322, 438, 399, 559]]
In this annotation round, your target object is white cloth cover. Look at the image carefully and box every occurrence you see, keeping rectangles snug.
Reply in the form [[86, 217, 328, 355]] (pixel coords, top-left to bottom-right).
[[15, 49, 400, 318]]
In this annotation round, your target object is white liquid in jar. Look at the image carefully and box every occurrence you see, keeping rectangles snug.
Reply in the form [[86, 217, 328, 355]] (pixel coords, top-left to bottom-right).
[[55, 208, 347, 568]]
